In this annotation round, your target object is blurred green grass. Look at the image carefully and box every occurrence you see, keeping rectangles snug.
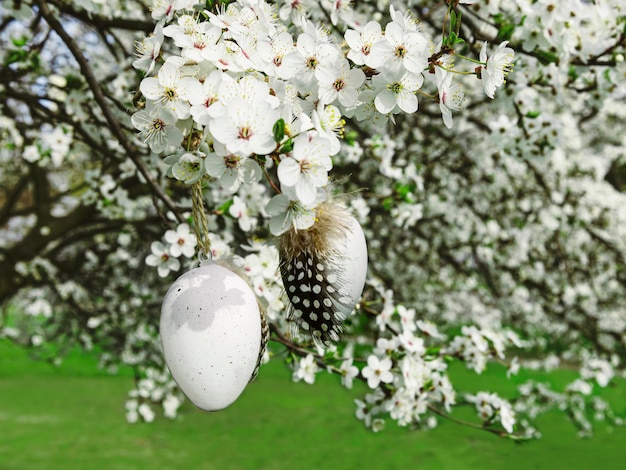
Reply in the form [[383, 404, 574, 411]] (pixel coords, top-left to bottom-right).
[[1, 339, 625, 470]]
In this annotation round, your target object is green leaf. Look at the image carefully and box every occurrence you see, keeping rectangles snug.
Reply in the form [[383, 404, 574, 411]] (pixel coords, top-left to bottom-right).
[[273, 118, 285, 143], [525, 111, 541, 119], [278, 138, 293, 154], [11, 36, 28, 47], [535, 49, 559, 65], [497, 24, 515, 42], [5, 49, 27, 65], [217, 199, 234, 214], [65, 74, 83, 90], [449, 10, 457, 35], [382, 197, 394, 211], [344, 130, 358, 147]]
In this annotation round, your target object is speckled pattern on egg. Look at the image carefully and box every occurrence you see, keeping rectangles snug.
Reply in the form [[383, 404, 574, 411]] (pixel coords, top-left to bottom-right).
[[160, 261, 261, 411]]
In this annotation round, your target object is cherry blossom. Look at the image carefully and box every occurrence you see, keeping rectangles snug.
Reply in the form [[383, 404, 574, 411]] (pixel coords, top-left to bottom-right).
[[345, 21, 384, 66], [368, 22, 428, 74], [435, 68, 465, 129], [480, 40, 515, 99], [145, 241, 180, 277], [316, 58, 365, 108], [139, 60, 190, 119], [163, 223, 196, 258], [12, 0, 626, 438], [130, 105, 183, 154], [277, 134, 333, 205], [362, 355, 394, 389], [372, 69, 423, 115], [293, 354, 319, 384]]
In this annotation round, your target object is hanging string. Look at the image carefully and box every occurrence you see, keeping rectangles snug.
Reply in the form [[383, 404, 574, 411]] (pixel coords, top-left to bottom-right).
[[191, 181, 212, 260]]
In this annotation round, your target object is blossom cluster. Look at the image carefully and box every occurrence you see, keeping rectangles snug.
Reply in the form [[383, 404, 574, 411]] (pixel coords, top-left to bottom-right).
[[290, 278, 524, 433], [131, 0, 513, 239]]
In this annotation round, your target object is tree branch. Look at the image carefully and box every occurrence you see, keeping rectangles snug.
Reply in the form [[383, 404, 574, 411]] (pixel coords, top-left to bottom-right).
[[33, 0, 184, 224]]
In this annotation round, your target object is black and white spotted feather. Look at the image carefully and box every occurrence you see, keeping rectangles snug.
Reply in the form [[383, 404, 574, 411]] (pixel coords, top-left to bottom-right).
[[278, 203, 360, 347], [280, 247, 352, 346], [250, 307, 269, 381]]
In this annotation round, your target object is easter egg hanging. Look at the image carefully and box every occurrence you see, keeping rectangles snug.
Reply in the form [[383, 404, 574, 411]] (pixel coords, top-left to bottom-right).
[[160, 261, 263, 411]]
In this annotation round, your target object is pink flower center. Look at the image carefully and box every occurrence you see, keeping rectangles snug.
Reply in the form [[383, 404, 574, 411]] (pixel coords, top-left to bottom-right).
[[332, 78, 346, 91], [238, 126, 253, 140]]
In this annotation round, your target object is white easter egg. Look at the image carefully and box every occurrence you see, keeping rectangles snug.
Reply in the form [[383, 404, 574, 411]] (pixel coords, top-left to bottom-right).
[[160, 261, 261, 411], [331, 212, 368, 315]]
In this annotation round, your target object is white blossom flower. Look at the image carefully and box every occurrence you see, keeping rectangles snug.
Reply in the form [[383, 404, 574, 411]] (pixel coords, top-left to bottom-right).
[[436, 67, 465, 129], [25, 298, 53, 318], [368, 22, 428, 74], [133, 26, 164, 74], [398, 330, 425, 354], [229, 195, 257, 232], [468, 391, 515, 433], [265, 193, 319, 236], [301, 104, 344, 155], [323, 0, 350, 25], [41, 126, 72, 167], [138, 403, 155, 423], [416, 320, 444, 340], [293, 353, 319, 384], [339, 357, 359, 389], [507, 357, 520, 378], [291, 32, 339, 91], [277, 133, 333, 205], [479, 40, 515, 99], [209, 96, 279, 157], [140, 61, 190, 119], [397, 305, 417, 332], [371, 418, 385, 432], [372, 69, 423, 114], [257, 31, 299, 79], [499, 401, 516, 433], [145, 241, 180, 277], [162, 393, 182, 419], [345, 21, 384, 66], [355, 398, 372, 427], [167, 152, 206, 185], [150, 0, 196, 23], [125, 399, 139, 423], [361, 355, 394, 389], [182, 70, 222, 126], [316, 58, 365, 108], [163, 14, 221, 62], [131, 105, 183, 154], [164, 223, 196, 258], [204, 144, 262, 193]]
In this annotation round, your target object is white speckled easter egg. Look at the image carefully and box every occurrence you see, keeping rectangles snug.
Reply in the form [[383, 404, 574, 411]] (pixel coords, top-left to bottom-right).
[[160, 261, 261, 411], [331, 212, 368, 315]]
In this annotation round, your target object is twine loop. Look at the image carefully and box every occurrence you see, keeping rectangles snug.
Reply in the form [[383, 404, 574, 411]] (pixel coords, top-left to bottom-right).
[[191, 181, 212, 260]]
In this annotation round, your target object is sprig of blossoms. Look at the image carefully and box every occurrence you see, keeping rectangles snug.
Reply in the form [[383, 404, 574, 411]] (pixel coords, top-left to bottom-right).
[[131, 0, 515, 241]]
